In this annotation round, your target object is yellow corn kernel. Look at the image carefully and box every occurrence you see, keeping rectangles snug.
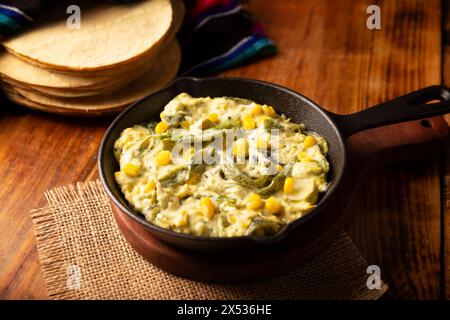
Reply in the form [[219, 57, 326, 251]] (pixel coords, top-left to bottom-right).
[[242, 116, 256, 130], [303, 136, 316, 149], [207, 113, 219, 123], [180, 120, 190, 129], [284, 177, 295, 194], [246, 193, 263, 210], [174, 210, 188, 227], [123, 163, 140, 177], [233, 138, 248, 157], [156, 150, 171, 165], [262, 105, 277, 117], [114, 171, 121, 180], [276, 164, 283, 172], [256, 115, 271, 126], [250, 104, 263, 116], [240, 219, 251, 229], [228, 214, 237, 224], [144, 180, 156, 192], [186, 173, 199, 185], [265, 196, 282, 214], [155, 121, 169, 134], [174, 216, 187, 227], [125, 184, 134, 192], [256, 136, 270, 150], [297, 151, 311, 162], [176, 187, 192, 199], [200, 197, 215, 219]]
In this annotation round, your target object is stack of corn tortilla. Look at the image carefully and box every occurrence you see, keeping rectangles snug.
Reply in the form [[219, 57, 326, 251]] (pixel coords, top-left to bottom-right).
[[0, 0, 184, 115]]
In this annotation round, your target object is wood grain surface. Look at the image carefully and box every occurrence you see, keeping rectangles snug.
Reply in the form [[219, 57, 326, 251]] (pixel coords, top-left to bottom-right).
[[0, 0, 448, 299]]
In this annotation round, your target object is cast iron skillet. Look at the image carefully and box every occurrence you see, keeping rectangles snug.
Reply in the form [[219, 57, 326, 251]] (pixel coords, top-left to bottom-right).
[[99, 77, 450, 252]]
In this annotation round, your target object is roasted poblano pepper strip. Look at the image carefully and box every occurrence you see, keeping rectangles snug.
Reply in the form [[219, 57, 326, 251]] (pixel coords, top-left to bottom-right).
[[219, 153, 271, 188], [284, 122, 305, 132], [161, 112, 187, 126], [257, 162, 294, 196], [160, 139, 175, 150], [221, 163, 271, 188], [159, 163, 206, 187], [146, 121, 158, 131], [214, 118, 242, 129], [143, 206, 160, 223], [200, 119, 216, 130], [158, 165, 190, 187], [185, 163, 206, 185], [170, 128, 229, 143], [245, 217, 283, 236]]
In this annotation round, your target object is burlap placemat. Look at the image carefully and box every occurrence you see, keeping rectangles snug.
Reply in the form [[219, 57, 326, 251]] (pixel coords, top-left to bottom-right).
[[30, 180, 387, 300]]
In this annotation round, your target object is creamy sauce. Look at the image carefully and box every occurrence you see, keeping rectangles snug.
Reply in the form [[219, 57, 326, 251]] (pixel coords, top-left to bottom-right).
[[114, 93, 330, 237]]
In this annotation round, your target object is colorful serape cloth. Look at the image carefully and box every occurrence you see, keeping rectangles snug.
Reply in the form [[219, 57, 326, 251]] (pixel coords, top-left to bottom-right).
[[0, 0, 40, 36], [179, 0, 277, 75], [0, 0, 276, 75]]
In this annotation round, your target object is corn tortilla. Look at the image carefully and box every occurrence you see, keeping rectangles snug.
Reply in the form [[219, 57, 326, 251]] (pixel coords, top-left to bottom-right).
[[3, 0, 185, 78], [3, 0, 174, 71], [1, 52, 157, 97], [15, 40, 181, 110], [4, 90, 120, 116], [0, 52, 139, 89]]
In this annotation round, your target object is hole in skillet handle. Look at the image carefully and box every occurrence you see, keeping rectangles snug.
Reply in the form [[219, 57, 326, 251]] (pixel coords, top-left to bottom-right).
[[420, 119, 432, 128], [409, 86, 450, 105], [425, 99, 443, 105]]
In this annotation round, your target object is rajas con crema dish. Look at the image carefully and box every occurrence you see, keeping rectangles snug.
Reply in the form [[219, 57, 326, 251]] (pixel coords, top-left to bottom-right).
[[114, 93, 330, 237]]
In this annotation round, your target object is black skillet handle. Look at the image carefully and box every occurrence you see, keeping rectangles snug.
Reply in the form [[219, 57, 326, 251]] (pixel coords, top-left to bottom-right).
[[332, 85, 450, 138]]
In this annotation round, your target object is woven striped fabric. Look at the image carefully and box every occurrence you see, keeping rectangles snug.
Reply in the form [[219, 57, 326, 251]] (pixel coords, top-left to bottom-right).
[[180, 0, 277, 75], [0, 0, 38, 36], [0, 0, 276, 75]]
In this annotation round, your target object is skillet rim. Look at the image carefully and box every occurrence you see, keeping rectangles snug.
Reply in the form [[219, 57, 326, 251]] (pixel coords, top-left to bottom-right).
[[98, 76, 347, 245]]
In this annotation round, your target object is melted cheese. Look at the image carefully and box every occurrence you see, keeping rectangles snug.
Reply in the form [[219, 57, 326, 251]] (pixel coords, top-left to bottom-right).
[[114, 93, 330, 237]]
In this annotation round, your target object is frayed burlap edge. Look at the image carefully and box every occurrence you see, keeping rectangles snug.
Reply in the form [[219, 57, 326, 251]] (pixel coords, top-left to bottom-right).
[[31, 180, 388, 300]]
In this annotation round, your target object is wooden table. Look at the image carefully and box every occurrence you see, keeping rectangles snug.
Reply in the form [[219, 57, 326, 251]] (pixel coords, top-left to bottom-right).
[[0, 0, 449, 299]]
